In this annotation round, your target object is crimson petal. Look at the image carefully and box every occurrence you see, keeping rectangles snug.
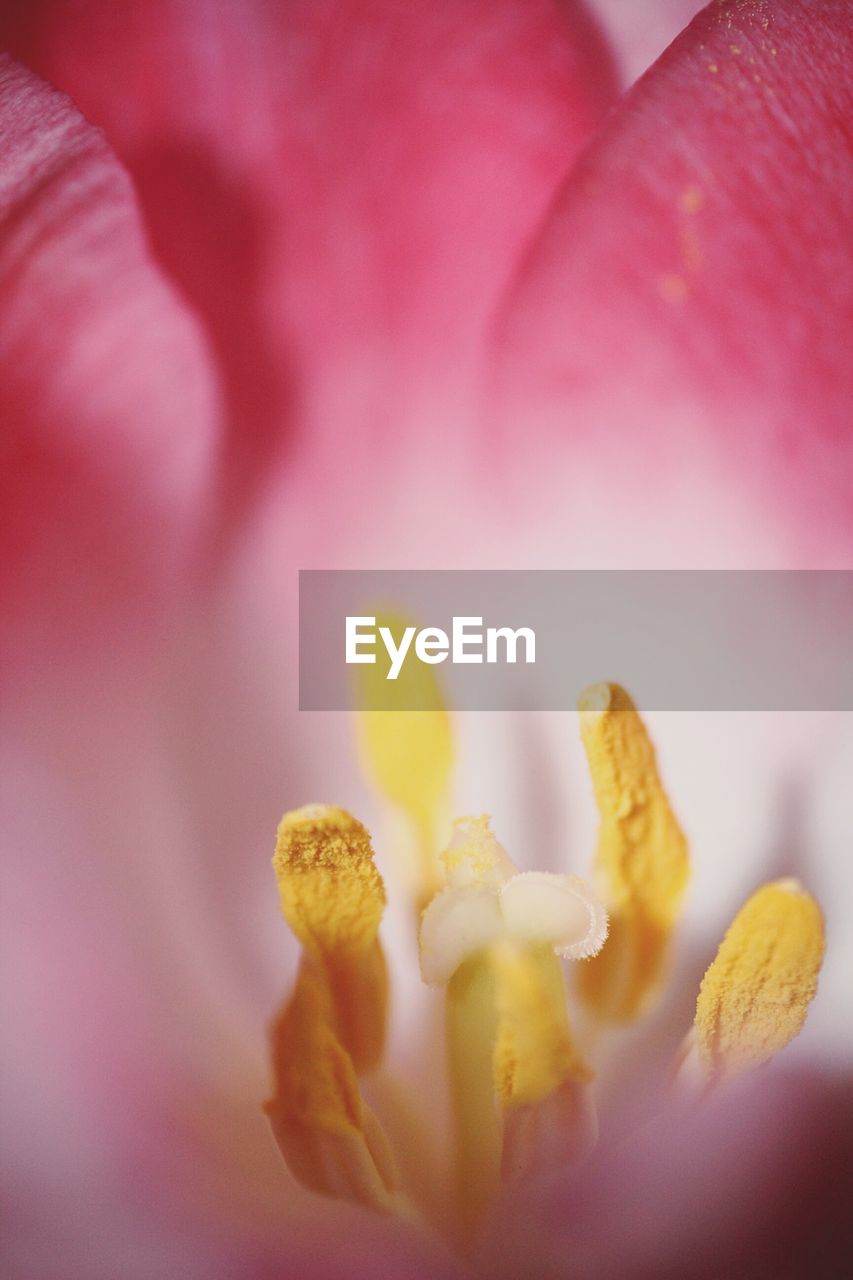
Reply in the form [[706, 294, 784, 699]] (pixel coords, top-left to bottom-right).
[[3, 0, 617, 503], [0, 57, 220, 674]]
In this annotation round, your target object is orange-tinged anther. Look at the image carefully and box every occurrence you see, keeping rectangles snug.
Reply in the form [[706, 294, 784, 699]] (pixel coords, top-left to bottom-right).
[[265, 960, 396, 1212], [694, 879, 825, 1084], [577, 683, 689, 1020], [274, 804, 385, 957]]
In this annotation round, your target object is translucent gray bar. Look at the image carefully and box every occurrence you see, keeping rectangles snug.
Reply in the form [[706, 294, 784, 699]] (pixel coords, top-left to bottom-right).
[[298, 571, 853, 710]]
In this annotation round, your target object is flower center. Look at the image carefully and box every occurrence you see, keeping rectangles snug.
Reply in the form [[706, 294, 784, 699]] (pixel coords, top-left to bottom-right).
[[263, 682, 825, 1242], [421, 815, 606, 1224]]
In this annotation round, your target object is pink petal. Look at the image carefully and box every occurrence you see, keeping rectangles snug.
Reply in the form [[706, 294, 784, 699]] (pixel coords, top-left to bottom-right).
[[0, 57, 220, 672], [488, 1066, 853, 1279], [2, 9, 849, 1277], [3, 1, 617, 502], [492, 0, 853, 561]]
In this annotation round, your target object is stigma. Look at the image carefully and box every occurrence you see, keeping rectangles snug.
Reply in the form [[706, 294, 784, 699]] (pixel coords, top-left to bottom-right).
[[419, 815, 608, 986]]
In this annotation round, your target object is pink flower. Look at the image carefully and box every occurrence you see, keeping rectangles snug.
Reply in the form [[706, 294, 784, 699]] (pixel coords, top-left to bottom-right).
[[1, 2, 851, 1278]]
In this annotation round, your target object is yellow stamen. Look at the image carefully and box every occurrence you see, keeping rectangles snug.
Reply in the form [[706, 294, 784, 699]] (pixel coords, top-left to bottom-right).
[[493, 944, 596, 1183], [577, 683, 689, 1020], [265, 959, 396, 1212], [694, 879, 825, 1084], [493, 944, 591, 1106], [274, 804, 384, 957], [356, 611, 453, 907], [274, 804, 387, 1070], [267, 805, 396, 1209]]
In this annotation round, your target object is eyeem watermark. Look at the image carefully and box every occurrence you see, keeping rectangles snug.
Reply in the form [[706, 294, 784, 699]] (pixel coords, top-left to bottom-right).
[[346, 616, 536, 680], [299, 570, 853, 710]]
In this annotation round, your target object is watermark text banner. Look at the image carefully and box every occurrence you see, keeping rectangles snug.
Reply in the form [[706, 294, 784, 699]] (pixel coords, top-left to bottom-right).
[[299, 571, 853, 711]]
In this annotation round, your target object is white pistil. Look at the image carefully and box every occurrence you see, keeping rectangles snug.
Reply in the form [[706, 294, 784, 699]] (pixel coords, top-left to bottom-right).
[[500, 871, 609, 961], [419, 817, 608, 987]]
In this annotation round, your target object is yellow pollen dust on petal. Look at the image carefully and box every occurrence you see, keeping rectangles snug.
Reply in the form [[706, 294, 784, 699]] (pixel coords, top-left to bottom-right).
[[266, 806, 397, 1211], [577, 683, 689, 1021], [694, 879, 825, 1084], [356, 610, 453, 908]]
